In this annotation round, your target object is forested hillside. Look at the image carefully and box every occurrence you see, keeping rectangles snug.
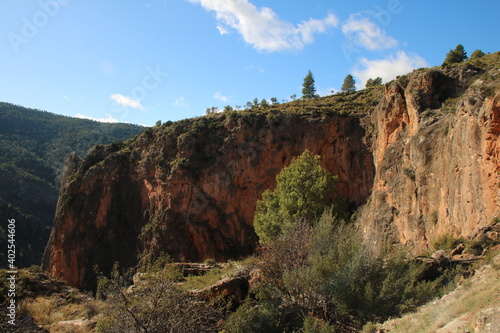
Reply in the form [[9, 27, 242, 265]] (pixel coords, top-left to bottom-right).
[[0, 102, 145, 267]]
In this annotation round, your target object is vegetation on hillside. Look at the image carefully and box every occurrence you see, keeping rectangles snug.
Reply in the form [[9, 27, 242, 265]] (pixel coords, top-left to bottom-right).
[[0, 102, 144, 267], [2, 150, 468, 332], [2, 48, 500, 331]]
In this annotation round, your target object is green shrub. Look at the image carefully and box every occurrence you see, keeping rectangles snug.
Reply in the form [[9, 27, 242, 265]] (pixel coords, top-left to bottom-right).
[[433, 233, 465, 251], [222, 300, 281, 333], [256, 211, 457, 329], [303, 315, 335, 333], [254, 150, 337, 244], [403, 167, 416, 181]]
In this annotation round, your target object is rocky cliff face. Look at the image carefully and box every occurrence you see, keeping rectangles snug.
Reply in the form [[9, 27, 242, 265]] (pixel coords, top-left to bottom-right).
[[43, 111, 375, 290], [43, 57, 500, 290], [361, 64, 500, 253]]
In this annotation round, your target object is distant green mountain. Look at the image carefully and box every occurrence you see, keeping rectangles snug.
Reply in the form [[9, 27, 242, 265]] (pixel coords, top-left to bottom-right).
[[0, 102, 145, 268]]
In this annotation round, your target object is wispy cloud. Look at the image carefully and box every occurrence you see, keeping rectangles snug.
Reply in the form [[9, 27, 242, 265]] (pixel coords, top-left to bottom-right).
[[214, 91, 229, 102], [62, 94, 70, 100], [174, 96, 187, 107], [109, 93, 144, 110], [352, 51, 428, 87], [342, 14, 398, 50], [246, 64, 266, 73], [75, 113, 118, 123], [187, 0, 338, 52]]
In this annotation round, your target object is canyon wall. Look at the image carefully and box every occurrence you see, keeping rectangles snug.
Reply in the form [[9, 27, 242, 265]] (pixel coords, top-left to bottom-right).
[[43, 112, 375, 290], [43, 62, 500, 290], [361, 65, 500, 253]]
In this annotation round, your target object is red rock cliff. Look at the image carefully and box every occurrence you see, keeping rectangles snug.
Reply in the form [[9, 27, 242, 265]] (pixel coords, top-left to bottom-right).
[[43, 60, 500, 290], [43, 112, 375, 290]]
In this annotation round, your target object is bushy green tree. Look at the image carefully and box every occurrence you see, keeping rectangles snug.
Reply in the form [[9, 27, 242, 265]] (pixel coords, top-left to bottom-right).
[[253, 150, 337, 244], [470, 49, 485, 59], [260, 98, 269, 109], [302, 70, 317, 99], [365, 77, 382, 88], [442, 44, 468, 65], [341, 74, 356, 93]]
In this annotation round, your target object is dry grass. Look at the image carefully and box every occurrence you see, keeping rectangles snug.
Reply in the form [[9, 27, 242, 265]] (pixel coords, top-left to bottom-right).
[[20, 296, 104, 332], [22, 297, 88, 325]]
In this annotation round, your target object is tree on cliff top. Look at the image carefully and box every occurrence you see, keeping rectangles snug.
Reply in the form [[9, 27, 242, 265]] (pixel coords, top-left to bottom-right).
[[442, 44, 468, 65], [302, 70, 317, 99], [365, 77, 382, 88], [253, 150, 337, 244], [341, 74, 356, 93]]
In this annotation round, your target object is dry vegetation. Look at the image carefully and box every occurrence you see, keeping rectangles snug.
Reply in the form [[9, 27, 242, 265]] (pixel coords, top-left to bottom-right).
[[377, 251, 500, 333]]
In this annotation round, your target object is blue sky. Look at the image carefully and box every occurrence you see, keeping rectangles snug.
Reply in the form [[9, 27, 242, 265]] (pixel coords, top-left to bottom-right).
[[1, 0, 499, 126]]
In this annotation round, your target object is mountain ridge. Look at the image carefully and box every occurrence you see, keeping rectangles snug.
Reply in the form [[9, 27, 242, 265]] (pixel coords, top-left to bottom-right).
[[0, 103, 145, 267]]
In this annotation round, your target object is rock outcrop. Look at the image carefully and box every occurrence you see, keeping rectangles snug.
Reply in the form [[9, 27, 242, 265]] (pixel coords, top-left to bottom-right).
[[361, 64, 500, 253], [43, 111, 374, 290], [43, 57, 500, 291]]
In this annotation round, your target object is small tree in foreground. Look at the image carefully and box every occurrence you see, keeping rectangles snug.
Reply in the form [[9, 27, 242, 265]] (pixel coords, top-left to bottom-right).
[[253, 150, 337, 244], [341, 74, 356, 93]]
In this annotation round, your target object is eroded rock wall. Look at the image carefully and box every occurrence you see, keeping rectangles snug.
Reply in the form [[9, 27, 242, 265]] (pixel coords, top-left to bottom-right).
[[43, 113, 375, 290], [361, 65, 500, 252], [43, 63, 500, 290]]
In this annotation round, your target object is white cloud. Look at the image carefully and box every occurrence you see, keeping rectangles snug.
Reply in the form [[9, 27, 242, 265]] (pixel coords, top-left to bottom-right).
[[75, 113, 118, 123], [352, 51, 428, 87], [109, 93, 144, 110], [62, 94, 70, 100], [187, 0, 338, 52], [246, 64, 266, 73], [342, 14, 398, 50], [174, 96, 187, 107], [214, 91, 229, 102]]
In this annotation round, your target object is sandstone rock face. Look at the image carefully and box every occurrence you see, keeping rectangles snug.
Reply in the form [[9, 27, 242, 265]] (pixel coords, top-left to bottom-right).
[[43, 64, 500, 290], [361, 65, 500, 253], [43, 112, 374, 290]]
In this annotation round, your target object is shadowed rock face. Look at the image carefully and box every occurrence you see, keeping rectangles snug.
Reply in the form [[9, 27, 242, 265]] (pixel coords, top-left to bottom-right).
[[43, 63, 500, 291], [43, 112, 375, 290]]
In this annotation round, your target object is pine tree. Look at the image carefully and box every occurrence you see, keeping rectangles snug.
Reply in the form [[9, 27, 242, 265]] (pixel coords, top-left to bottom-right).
[[442, 44, 468, 65], [253, 150, 337, 244], [470, 49, 485, 59], [302, 70, 317, 99], [366, 77, 382, 88], [341, 74, 356, 93]]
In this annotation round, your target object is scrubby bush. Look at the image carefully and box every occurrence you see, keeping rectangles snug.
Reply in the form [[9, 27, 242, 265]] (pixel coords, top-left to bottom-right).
[[252, 210, 457, 330], [433, 233, 465, 251], [96, 263, 222, 333]]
